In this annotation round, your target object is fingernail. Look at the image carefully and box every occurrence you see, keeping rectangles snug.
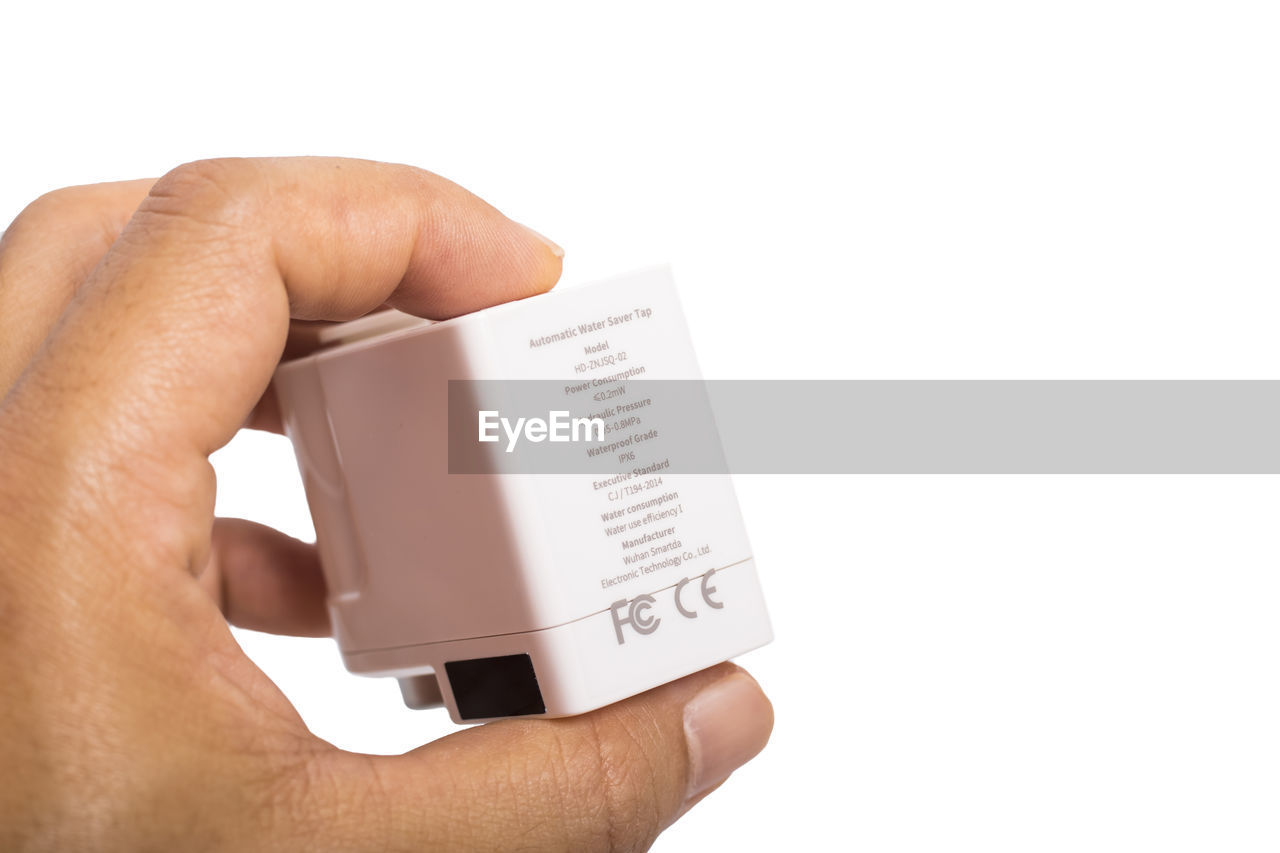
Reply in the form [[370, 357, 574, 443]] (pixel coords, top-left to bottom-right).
[[683, 673, 774, 801], [519, 223, 564, 259]]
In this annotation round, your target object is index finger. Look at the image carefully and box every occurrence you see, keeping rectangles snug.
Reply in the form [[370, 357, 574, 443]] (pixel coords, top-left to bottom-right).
[[2, 156, 562, 466]]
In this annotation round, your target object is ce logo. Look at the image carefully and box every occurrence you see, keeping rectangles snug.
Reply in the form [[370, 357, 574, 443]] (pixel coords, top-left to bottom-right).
[[609, 569, 727, 645], [674, 568, 725, 619]]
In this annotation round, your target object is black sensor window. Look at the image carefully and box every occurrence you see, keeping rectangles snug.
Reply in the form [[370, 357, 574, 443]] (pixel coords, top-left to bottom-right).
[[444, 653, 546, 720]]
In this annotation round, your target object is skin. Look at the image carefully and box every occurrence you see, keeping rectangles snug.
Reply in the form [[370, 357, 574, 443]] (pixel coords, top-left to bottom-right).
[[0, 158, 773, 851]]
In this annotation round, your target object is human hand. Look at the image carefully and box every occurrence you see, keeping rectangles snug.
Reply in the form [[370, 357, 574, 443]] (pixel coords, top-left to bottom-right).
[[0, 158, 773, 851]]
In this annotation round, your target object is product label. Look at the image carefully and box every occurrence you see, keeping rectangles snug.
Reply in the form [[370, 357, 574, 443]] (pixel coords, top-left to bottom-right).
[[453, 268, 752, 618]]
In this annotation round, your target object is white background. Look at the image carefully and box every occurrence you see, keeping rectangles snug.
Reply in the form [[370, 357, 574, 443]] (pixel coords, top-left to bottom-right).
[[5, 2, 1279, 850]]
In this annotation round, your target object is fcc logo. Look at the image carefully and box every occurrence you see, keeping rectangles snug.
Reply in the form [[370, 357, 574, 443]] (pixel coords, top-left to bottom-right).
[[609, 568, 725, 645]]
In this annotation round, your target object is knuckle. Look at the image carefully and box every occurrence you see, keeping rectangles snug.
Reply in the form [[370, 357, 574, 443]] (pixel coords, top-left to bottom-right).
[[255, 750, 340, 849], [138, 158, 262, 233], [4, 185, 101, 242], [544, 713, 670, 852]]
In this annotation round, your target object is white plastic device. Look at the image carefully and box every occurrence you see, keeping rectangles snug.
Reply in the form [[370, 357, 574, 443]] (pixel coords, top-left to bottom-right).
[[273, 267, 772, 723]]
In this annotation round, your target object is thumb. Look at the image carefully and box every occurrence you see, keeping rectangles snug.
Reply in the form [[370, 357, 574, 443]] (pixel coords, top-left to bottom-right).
[[317, 664, 772, 852]]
